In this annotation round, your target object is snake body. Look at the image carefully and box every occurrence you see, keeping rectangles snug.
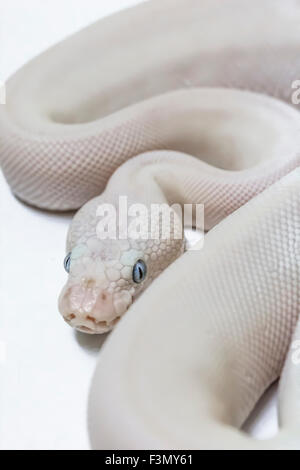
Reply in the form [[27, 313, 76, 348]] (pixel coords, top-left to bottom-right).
[[1, 0, 300, 449]]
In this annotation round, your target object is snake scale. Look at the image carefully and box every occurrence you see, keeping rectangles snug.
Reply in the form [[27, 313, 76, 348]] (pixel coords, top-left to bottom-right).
[[1, 0, 300, 449]]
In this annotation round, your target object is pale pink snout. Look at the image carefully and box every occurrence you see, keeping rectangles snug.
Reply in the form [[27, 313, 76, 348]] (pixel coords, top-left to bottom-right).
[[58, 280, 132, 334]]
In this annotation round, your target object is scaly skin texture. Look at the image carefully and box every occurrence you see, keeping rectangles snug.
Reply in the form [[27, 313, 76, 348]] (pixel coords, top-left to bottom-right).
[[0, 0, 300, 449], [89, 170, 300, 449], [59, 89, 300, 332]]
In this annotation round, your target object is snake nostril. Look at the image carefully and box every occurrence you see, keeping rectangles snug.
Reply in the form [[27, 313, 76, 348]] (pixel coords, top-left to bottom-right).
[[66, 313, 76, 321], [86, 315, 97, 323]]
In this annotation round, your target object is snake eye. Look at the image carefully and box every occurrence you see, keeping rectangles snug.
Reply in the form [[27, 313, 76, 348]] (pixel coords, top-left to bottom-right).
[[64, 252, 72, 273], [132, 259, 147, 284]]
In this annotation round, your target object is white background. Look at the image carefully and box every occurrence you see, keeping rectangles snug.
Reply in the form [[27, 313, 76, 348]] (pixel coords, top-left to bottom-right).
[[0, 0, 277, 450]]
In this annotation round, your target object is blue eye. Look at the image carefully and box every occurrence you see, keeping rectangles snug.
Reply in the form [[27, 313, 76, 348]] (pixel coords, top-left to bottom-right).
[[64, 252, 71, 273], [132, 259, 147, 284]]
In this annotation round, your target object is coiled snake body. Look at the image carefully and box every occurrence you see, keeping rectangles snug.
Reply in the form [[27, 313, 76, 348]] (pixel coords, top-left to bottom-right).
[[1, 0, 300, 449]]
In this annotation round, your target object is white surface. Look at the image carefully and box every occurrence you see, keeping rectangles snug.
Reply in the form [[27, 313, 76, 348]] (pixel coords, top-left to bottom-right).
[[0, 0, 278, 450]]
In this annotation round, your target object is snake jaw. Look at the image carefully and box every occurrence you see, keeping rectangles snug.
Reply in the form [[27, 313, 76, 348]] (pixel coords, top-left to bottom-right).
[[58, 280, 133, 334]]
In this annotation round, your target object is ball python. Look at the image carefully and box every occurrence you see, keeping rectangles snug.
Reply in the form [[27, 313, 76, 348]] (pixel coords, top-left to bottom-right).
[[1, 0, 300, 449]]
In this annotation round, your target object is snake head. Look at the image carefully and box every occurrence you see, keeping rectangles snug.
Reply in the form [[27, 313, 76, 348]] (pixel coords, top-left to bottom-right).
[[58, 196, 184, 334], [58, 237, 142, 333], [58, 235, 183, 333]]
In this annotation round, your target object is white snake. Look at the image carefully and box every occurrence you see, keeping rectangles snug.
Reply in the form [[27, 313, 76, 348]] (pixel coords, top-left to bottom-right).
[[1, 0, 300, 449]]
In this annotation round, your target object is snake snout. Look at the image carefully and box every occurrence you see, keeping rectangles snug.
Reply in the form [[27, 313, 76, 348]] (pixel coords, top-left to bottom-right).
[[58, 280, 132, 334]]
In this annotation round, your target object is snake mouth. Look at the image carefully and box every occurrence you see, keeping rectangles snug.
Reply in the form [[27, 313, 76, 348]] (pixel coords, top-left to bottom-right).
[[64, 313, 121, 334]]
